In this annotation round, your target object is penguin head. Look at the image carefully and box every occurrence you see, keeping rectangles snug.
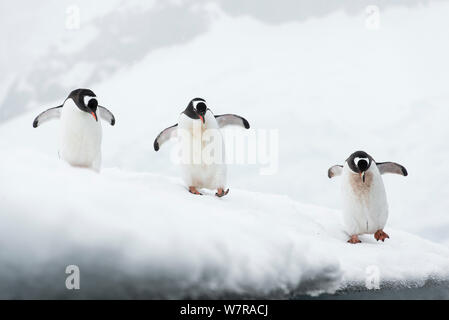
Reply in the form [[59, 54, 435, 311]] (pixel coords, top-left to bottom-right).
[[347, 151, 374, 183], [67, 88, 99, 121], [185, 98, 208, 124]]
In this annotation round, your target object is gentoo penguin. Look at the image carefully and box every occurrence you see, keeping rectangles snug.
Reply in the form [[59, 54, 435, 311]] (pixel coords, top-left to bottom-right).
[[154, 98, 250, 197], [328, 151, 408, 244], [32, 88, 115, 171]]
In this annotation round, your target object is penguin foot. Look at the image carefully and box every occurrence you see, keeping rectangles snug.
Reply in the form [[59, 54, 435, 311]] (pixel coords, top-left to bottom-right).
[[374, 230, 390, 242], [188, 186, 202, 195], [215, 188, 229, 198], [347, 235, 361, 244]]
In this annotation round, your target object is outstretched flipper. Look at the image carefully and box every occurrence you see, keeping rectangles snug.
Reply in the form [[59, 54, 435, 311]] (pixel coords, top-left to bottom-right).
[[377, 162, 408, 176], [32, 106, 62, 128], [328, 165, 343, 178], [98, 106, 116, 126], [154, 124, 178, 151], [215, 114, 250, 129]]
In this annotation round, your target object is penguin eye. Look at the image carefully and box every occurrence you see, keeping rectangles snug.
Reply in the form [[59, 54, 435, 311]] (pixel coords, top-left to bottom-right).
[[193, 100, 207, 109], [355, 157, 369, 169], [84, 96, 97, 107], [196, 102, 207, 113], [88, 99, 98, 110]]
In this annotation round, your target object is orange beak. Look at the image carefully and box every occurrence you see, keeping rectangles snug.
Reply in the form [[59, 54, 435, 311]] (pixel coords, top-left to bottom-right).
[[91, 111, 98, 121], [199, 115, 204, 124], [359, 172, 366, 183]]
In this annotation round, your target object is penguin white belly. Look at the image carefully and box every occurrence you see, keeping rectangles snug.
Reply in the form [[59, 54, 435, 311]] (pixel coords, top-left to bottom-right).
[[59, 102, 102, 171], [341, 166, 388, 235], [178, 112, 227, 190]]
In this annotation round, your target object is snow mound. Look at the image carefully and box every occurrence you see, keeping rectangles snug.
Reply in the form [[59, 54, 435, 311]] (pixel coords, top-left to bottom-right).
[[1, 148, 449, 299]]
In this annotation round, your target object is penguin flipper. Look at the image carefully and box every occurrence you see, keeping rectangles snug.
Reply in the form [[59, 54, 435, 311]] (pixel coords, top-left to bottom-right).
[[328, 165, 343, 178], [33, 106, 62, 128], [154, 124, 178, 151], [98, 106, 116, 126], [377, 162, 408, 176], [215, 114, 250, 129]]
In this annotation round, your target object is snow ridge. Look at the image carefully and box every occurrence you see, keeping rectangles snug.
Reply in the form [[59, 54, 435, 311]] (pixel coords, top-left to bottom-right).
[[1, 150, 449, 299]]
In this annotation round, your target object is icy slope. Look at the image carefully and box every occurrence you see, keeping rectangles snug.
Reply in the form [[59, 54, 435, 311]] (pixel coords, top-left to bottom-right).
[[2, 2, 449, 245], [1, 1, 449, 298], [91, 3, 449, 244], [1, 147, 449, 298]]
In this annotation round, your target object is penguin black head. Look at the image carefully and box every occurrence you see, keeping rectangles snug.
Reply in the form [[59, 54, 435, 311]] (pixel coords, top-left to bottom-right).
[[184, 98, 208, 124], [67, 88, 99, 121], [347, 151, 373, 183]]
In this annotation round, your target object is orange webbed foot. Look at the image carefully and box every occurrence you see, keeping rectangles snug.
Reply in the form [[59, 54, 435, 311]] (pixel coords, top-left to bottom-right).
[[215, 188, 229, 198], [189, 186, 203, 195], [347, 235, 362, 244], [374, 230, 390, 242]]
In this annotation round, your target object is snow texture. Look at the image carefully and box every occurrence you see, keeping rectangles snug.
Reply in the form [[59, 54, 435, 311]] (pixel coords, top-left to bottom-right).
[[1, 0, 449, 298], [1, 146, 449, 298]]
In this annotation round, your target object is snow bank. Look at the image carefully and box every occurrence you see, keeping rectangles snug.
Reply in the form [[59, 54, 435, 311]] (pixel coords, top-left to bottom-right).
[[1, 1, 449, 244], [1, 1, 449, 298], [95, 2, 449, 244], [1, 147, 449, 299]]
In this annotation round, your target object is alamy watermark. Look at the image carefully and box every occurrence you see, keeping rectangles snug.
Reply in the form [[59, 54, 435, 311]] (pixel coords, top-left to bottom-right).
[[65, 265, 80, 290], [168, 125, 279, 175], [365, 5, 380, 30], [365, 265, 380, 290], [66, 5, 81, 30]]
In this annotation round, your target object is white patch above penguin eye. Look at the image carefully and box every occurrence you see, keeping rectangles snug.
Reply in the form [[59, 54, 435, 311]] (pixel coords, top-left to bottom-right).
[[84, 96, 97, 106], [354, 157, 369, 166], [193, 100, 207, 109]]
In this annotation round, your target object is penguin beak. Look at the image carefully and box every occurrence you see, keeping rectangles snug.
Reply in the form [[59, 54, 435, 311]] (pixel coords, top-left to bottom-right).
[[196, 110, 205, 124], [195, 102, 207, 124], [87, 108, 98, 121], [360, 172, 366, 183], [86, 98, 99, 122]]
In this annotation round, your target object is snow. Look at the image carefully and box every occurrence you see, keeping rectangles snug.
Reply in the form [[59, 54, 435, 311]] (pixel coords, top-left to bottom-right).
[[1, 146, 449, 299], [2, 114, 449, 298], [92, 3, 449, 245], [1, 1, 449, 298]]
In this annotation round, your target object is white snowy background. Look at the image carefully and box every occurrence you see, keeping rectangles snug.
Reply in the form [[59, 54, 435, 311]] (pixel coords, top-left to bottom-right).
[[1, 0, 449, 298]]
